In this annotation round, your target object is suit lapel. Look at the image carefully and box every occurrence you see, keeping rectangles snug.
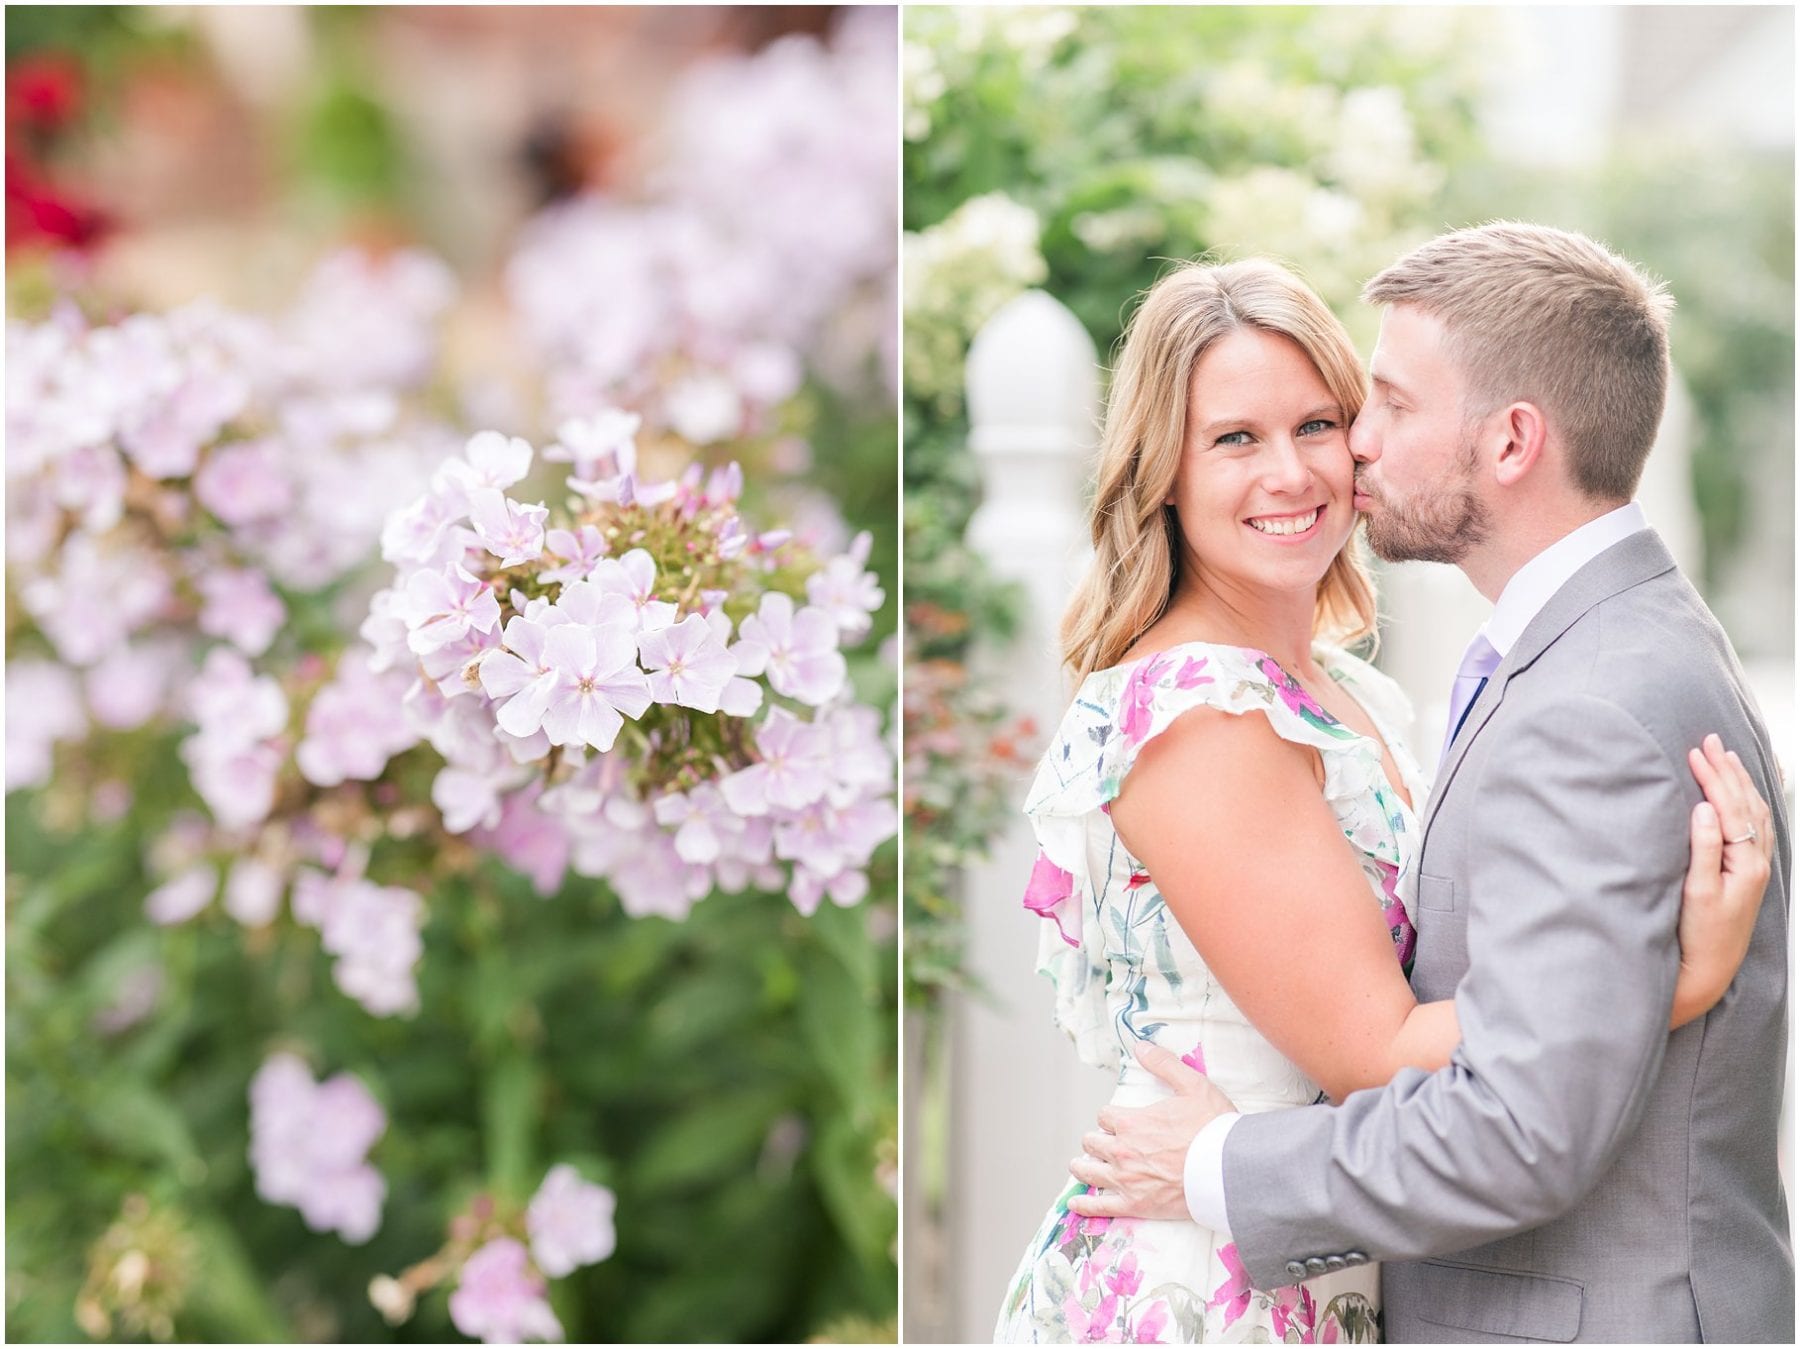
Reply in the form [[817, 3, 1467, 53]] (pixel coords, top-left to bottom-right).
[[1420, 530, 1679, 839]]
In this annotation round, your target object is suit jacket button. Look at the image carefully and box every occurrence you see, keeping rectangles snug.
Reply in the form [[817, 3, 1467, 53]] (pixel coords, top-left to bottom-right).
[[1344, 1251, 1368, 1266], [1324, 1255, 1347, 1272], [1305, 1256, 1328, 1276], [1285, 1260, 1308, 1279]]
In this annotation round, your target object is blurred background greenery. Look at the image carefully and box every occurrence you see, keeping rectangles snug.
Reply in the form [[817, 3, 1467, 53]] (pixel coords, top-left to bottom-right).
[[6, 6, 898, 1343], [901, 5, 1793, 1338]]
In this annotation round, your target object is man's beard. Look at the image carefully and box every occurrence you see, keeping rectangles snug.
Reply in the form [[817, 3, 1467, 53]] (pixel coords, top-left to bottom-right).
[[1357, 436, 1492, 565]]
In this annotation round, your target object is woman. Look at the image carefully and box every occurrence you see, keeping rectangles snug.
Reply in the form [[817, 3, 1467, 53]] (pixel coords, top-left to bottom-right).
[[992, 259, 1773, 1344]]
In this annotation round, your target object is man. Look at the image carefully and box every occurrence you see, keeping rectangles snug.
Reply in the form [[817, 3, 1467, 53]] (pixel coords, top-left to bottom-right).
[[1067, 222, 1793, 1341]]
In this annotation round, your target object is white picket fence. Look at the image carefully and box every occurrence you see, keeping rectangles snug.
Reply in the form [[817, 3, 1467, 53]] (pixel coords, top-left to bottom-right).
[[920, 287, 1788, 1342]]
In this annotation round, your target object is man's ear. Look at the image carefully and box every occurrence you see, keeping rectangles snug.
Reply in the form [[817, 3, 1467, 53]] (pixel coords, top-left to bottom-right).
[[1492, 401, 1549, 488]]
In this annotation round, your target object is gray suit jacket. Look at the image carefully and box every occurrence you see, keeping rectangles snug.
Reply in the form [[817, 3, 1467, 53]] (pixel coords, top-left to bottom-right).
[[1222, 530, 1792, 1342]]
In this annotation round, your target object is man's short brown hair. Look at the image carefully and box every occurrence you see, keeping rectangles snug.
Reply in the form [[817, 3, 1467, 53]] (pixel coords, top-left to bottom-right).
[[1363, 222, 1675, 501]]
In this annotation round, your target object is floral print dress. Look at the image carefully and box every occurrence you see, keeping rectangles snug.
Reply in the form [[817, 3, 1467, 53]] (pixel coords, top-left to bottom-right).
[[994, 642, 1427, 1345]]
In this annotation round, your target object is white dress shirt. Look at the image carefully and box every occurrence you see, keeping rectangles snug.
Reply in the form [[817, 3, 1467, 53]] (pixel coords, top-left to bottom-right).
[[1183, 503, 1651, 1233]]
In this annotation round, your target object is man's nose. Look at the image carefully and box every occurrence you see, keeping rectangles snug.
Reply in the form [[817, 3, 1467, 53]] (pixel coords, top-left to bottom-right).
[[1348, 414, 1380, 465]]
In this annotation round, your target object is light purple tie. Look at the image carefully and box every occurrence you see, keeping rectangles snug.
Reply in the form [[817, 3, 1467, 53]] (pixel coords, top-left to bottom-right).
[[1439, 631, 1502, 770]]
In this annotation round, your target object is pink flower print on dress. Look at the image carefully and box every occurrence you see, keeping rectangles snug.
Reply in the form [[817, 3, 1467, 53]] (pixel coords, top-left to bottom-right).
[[1106, 1252, 1143, 1299], [1270, 1284, 1317, 1341], [1120, 652, 1212, 745], [1023, 850, 1078, 947], [1206, 1241, 1254, 1328], [1252, 653, 1329, 720], [1131, 1298, 1171, 1343], [1181, 1041, 1207, 1074], [1376, 859, 1416, 966]]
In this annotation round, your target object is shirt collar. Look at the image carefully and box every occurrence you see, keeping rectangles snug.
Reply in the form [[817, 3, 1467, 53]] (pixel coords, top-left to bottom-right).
[[1481, 502, 1649, 657]]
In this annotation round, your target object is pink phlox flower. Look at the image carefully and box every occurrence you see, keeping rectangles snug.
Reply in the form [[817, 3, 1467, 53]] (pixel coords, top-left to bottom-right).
[[734, 591, 846, 706], [248, 1053, 387, 1245], [638, 612, 736, 712], [1206, 1241, 1254, 1328], [717, 707, 832, 815], [786, 865, 868, 916], [195, 438, 293, 527], [316, 879, 424, 1017], [6, 658, 86, 790], [85, 638, 182, 731], [434, 765, 509, 835], [704, 462, 743, 508], [23, 533, 172, 666], [198, 566, 287, 657], [473, 782, 570, 896], [297, 648, 420, 787], [119, 360, 248, 479], [652, 784, 737, 865], [448, 1237, 564, 1345], [817, 702, 892, 801], [187, 647, 288, 742], [359, 587, 412, 672], [419, 623, 504, 700], [804, 530, 884, 639], [544, 408, 639, 480], [539, 524, 609, 585], [145, 864, 217, 926], [526, 1163, 617, 1278], [704, 609, 764, 716], [50, 442, 126, 533], [435, 430, 534, 499], [715, 515, 748, 560], [539, 621, 652, 752], [609, 834, 711, 920], [479, 615, 562, 738], [401, 562, 501, 655], [1270, 1284, 1317, 1341], [224, 857, 284, 927], [468, 487, 548, 567], [589, 548, 676, 633], [381, 487, 470, 566], [1023, 851, 1079, 948]]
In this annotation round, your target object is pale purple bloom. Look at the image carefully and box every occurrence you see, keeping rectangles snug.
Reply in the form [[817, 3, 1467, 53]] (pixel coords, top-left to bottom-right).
[[249, 1052, 387, 1244], [589, 548, 676, 633], [787, 866, 869, 917], [145, 864, 217, 925], [381, 487, 468, 565], [469, 488, 549, 567], [717, 708, 833, 815], [358, 587, 412, 672], [22, 533, 172, 667], [449, 1238, 564, 1344], [434, 766, 507, 835], [317, 880, 425, 1017], [85, 639, 182, 731], [193, 439, 294, 526], [479, 616, 561, 738], [436, 430, 533, 498], [181, 737, 285, 831], [401, 563, 502, 655], [544, 409, 639, 480], [539, 524, 609, 586], [50, 443, 126, 534], [734, 591, 846, 706], [473, 783, 570, 897], [419, 623, 505, 700], [119, 364, 248, 479], [224, 857, 284, 927], [198, 567, 288, 657], [638, 613, 736, 712], [296, 648, 421, 787], [526, 1164, 617, 1278], [664, 371, 743, 444], [652, 784, 741, 865], [539, 623, 652, 752], [609, 834, 711, 920], [6, 658, 86, 790], [805, 531, 884, 638], [187, 647, 288, 743]]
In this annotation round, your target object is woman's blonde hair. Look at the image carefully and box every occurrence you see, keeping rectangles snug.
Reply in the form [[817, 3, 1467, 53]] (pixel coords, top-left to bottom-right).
[[1061, 258, 1378, 684]]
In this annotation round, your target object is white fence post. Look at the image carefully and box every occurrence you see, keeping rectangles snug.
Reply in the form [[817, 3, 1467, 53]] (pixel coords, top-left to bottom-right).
[[945, 290, 1115, 1340]]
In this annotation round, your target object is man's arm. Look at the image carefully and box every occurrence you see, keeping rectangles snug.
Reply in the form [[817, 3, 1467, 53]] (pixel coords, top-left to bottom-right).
[[1218, 691, 1688, 1289]]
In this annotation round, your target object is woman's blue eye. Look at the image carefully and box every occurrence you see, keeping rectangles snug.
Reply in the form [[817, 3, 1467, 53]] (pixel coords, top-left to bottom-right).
[[1299, 419, 1336, 436], [1216, 430, 1252, 446]]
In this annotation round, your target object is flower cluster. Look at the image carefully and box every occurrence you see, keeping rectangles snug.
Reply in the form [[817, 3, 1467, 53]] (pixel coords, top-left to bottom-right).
[[506, 10, 896, 437], [363, 416, 893, 919], [248, 1053, 387, 1244]]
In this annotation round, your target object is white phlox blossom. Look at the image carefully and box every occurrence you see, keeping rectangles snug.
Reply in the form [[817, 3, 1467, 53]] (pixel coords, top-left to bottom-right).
[[248, 1052, 387, 1244]]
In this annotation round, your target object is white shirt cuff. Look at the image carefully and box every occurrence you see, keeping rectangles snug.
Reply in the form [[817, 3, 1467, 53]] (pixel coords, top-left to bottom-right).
[[1183, 1111, 1241, 1233]]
